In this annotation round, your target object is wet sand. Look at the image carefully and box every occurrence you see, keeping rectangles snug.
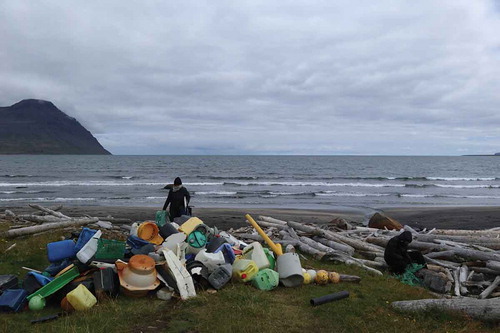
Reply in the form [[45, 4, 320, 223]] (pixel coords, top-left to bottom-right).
[[4, 205, 500, 230]]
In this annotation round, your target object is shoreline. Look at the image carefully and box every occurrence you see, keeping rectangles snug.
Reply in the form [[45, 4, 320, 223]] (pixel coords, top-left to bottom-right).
[[3, 204, 500, 231]]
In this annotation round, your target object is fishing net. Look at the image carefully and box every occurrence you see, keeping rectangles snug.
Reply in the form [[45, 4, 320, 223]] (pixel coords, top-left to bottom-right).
[[395, 263, 425, 286]]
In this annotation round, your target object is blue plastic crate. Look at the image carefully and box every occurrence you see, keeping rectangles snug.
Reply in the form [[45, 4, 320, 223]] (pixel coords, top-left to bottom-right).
[[0, 289, 28, 312]]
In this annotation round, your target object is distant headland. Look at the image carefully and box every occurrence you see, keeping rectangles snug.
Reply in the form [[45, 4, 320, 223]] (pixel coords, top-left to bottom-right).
[[0, 99, 111, 155], [462, 153, 500, 156]]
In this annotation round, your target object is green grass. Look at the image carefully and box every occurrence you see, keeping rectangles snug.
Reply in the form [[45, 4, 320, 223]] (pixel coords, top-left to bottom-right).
[[0, 222, 498, 333]]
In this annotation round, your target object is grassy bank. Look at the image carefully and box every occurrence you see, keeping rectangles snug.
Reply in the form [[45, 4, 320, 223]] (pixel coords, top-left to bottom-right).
[[0, 221, 496, 333]]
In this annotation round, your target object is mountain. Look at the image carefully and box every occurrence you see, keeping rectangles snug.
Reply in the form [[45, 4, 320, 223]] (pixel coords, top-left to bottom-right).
[[0, 99, 111, 154]]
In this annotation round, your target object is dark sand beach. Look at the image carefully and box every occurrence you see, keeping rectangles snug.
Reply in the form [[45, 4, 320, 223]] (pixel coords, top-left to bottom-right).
[[4, 205, 500, 231]]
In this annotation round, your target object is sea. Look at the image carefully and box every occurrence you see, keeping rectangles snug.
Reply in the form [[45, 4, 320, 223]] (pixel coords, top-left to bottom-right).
[[0, 155, 499, 210]]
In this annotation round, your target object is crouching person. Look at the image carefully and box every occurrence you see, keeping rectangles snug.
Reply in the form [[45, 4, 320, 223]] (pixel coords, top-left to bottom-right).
[[384, 231, 426, 275]]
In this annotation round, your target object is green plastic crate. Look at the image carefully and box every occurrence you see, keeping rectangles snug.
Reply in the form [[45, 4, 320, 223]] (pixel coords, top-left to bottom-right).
[[95, 239, 126, 260], [27, 266, 79, 301]]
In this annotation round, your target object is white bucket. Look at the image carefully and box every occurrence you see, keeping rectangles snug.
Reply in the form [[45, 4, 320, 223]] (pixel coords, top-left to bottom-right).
[[276, 253, 304, 287]]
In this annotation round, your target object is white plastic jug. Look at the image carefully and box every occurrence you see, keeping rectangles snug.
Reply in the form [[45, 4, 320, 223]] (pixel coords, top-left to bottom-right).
[[241, 242, 270, 270], [76, 230, 102, 264], [194, 249, 225, 273]]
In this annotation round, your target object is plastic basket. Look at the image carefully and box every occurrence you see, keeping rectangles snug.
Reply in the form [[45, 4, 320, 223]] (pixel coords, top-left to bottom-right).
[[95, 239, 126, 260]]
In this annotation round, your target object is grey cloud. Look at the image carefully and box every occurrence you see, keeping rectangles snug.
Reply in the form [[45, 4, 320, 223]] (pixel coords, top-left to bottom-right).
[[1, 0, 500, 155]]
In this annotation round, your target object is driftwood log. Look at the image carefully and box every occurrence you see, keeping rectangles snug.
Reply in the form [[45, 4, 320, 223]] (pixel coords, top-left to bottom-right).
[[29, 204, 70, 219], [0, 218, 98, 238], [479, 276, 500, 299], [391, 297, 500, 321]]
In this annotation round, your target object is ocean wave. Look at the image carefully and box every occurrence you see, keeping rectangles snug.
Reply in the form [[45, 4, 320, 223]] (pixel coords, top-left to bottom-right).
[[194, 191, 238, 196], [107, 176, 137, 180], [223, 181, 405, 187], [315, 191, 392, 197], [2, 174, 34, 178], [404, 184, 435, 188], [0, 197, 96, 202], [434, 184, 500, 189], [427, 177, 497, 181], [399, 194, 500, 199], [196, 175, 259, 180], [0, 181, 167, 187], [0, 190, 56, 194]]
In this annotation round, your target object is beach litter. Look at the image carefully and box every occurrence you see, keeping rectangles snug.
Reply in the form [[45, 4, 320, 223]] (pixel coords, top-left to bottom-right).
[[1, 205, 500, 322]]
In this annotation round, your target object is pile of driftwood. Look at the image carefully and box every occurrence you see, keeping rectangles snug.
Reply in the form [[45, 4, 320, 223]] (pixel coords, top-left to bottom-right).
[[1, 204, 131, 239], [229, 215, 500, 321]]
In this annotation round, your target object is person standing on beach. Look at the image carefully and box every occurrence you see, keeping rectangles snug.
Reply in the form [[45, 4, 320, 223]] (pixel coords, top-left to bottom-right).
[[162, 177, 190, 220]]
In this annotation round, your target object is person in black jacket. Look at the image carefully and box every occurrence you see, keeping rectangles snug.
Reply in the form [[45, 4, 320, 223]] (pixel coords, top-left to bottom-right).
[[384, 231, 426, 274], [162, 177, 190, 220]]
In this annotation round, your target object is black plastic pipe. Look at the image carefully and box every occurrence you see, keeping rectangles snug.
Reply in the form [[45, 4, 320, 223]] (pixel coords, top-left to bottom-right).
[[310, 290, 350, 306]]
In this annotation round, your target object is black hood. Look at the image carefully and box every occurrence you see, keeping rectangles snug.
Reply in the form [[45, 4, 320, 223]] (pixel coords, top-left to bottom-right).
[[397, 231, 413, 243]]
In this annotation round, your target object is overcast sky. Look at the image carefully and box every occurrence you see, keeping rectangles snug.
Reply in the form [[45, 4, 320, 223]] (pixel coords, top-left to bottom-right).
[[1, 1, 500, 155]]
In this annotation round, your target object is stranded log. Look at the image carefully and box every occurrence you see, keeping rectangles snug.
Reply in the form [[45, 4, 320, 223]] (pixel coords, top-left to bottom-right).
[[391, 297, 500, 321], [0, 218, 99, 238]]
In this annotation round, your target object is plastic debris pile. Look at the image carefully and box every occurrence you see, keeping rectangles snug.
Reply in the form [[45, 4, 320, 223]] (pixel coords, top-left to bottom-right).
[[1, 211, 357, 315]]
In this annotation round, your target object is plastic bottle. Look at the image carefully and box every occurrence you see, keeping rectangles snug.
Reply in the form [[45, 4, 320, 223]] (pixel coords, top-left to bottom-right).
[[76, 230, 102, 264], [232, 259, 258, 282], [241, 242, 270, 270]]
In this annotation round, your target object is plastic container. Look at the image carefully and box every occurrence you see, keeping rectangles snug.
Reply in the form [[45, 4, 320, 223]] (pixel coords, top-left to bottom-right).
[[127, 235, 151, 249], [232, 259, 259, 282], [95, 239, 126, 260], [241, 242, 270, 270], [27, 265, 80, 301], [130, 223, 139, 237], [66, 284, 97, 311], [252, 268, 280, 291], [208, 264, 232, 290], [263, 248, 275, 270], [22, 272, 52, 294], [159, 223, 179, 239], [77, 230, 102, 264], [0, 275, 18, 293], [74, 228, 98, 253], [0, 289, 28, 312], [155, 210, 168, 227], [47, 240, 76, 263], [178, 217, 203, 235], [156, 287, 173, 301], [93, 268, 119, 300], [205, 236, 227, 253], [116, 255, 160, 297], [276, 252, 304, 288], [214, 243, 236, 264], [137, 222, 164, 245], [161, 232, 186, 252], [187, 230, 207, 248], [195, 249, 225, 273]]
